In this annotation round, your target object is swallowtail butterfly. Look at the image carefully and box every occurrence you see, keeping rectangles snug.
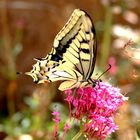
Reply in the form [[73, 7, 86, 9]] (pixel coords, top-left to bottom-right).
[[26, 9, 97, 91]]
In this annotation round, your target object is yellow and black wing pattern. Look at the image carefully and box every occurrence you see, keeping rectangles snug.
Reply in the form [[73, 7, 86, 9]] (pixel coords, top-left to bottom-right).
[[26, 9, 97, 91]]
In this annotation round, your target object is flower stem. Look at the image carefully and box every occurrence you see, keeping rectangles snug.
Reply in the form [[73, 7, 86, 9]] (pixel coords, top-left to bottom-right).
[[72, 131, 82, 140]]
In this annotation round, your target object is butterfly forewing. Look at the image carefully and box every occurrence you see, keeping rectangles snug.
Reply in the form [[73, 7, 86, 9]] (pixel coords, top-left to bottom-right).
[[51, 9, 96, 79]]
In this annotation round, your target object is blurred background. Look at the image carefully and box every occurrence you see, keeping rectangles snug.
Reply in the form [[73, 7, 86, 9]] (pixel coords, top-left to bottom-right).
[[0, 0, 140, 140]]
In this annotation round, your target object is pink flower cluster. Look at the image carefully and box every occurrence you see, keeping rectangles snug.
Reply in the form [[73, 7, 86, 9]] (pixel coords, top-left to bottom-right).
[[65, 82, 128, 140]]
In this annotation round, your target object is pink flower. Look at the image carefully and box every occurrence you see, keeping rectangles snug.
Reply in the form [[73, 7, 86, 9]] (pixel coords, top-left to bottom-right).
[[108, 57, 118, 75], [52, 111, 60, 123], [61, 123, 70, 140], [52, 111, 60, 138], [64, 82, 127, 140], [16, 18, 25, 29]]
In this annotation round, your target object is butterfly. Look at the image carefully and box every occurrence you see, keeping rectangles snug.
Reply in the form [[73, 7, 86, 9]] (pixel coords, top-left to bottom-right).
[[26, 9, 97, 91]]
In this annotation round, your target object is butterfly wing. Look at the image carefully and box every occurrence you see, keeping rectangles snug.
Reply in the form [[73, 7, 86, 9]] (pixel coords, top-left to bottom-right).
[[26, 9, 97, 90], [47, 9, 97, 80]]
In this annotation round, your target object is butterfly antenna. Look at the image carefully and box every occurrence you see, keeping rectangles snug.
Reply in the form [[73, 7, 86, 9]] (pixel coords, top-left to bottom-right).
[[97, 64, 112, 80]]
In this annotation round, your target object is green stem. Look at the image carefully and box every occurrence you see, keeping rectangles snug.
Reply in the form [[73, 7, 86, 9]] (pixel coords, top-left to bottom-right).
[[72, 131, 82, 140], [100, 6, 113, 69]]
